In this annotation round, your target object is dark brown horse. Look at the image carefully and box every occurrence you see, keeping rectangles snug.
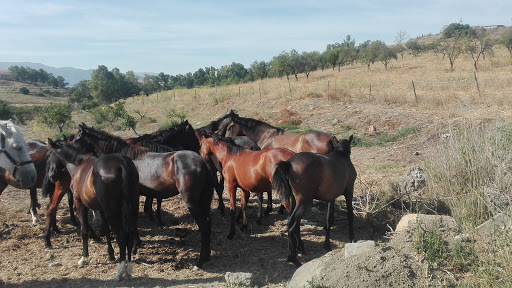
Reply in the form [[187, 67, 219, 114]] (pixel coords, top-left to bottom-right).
[[46, 139, 140, 281], [225, 114, 335, 154], [74, 124, 215, 268], [198, 131, 295, 239], [272, 135, 357, 267]]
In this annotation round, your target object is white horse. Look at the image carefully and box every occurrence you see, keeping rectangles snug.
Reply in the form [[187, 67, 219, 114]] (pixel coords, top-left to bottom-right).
[[0, 120, 37, 191]]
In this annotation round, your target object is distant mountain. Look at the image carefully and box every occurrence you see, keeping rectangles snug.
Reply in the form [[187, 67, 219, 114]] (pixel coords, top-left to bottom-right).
[[0, 62, 156, 87]]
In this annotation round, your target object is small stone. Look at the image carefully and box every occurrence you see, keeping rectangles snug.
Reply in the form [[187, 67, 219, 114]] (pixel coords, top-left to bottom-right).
[[225, 272, 252, 287]]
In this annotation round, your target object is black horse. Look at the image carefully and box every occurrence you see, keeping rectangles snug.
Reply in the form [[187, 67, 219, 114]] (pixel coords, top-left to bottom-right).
[[73, 124, 215, 268], [46, 139, 140, 281]]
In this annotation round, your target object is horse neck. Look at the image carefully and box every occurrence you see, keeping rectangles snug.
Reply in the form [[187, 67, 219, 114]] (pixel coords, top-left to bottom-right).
[[207, 140, 230, 164], [235, 123, 271, 144]]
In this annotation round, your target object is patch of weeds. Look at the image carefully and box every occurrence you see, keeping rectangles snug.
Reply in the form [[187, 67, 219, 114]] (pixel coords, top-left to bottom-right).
[[412, 224, 448, 267], [303, 277, 328, 288], [449, 241, 478, 273], [278, 124, 315, 133], [352, 126, 419, 147]]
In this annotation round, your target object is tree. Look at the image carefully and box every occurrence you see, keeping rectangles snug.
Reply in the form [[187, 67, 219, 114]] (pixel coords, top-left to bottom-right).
[[358, 40, 382, 69], [68, 80, 93, 106], [251, 60, 270, 80], [405, 39, 423, 56], [301, 51, 320, 79], [39, 103, 72, 133], [439, 35, 467, 71], [443, 23, 475, 39], [466, 29, 495, 70], [501, 28, 512, 57], [375, 42, 398, 70], [270, 52, 290, 79], [193, 68, 207, 86], [0, 100, 14, 119], [394, 31, 409, 59], [288, 49, 303, 81], [88, 65, 118, 103]]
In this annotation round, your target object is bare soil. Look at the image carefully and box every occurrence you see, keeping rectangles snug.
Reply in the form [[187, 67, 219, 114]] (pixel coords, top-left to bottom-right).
[[1, 86, 497, 287]]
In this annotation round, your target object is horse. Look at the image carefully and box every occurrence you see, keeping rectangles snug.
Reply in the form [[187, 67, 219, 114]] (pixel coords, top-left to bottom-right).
[[126, 120, 207, 221], [0, 119, 37, 190], [127, 120, 200, 153], [272, 135, 357, 267], [74, 124, 215, 268], [0, 139, 76, 226], [197, 130, 295, 239], [225, 114, 335, 154], [46, 139, 140, 281]]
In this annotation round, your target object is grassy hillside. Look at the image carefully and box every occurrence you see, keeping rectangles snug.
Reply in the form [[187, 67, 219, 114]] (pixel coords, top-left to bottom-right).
[[0, 79, 68, 106]]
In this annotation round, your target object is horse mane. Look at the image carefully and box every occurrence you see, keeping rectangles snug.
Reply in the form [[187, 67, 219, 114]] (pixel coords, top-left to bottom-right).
[[332, 135, 353, 157], [57, 142, 94, 166], [210, 133, 246, 155], [233, 115, 284, 134], [200, 110, 238, 132], [79, 125, 150, 159]]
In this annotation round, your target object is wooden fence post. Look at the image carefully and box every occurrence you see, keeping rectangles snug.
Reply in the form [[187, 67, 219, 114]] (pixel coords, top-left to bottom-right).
[[412, 80, 418, 104]]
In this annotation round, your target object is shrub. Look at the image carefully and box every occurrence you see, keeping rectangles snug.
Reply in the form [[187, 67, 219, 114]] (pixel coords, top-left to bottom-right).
[[19, 87, 29, 95]]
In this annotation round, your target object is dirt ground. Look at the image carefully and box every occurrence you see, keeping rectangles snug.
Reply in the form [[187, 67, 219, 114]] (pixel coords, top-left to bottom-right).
[[0, 101, 467, 288]]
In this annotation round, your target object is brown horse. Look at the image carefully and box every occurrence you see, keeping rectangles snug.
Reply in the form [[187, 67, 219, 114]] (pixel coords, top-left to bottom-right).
[[46, 139, 140, 281], [198, 131, 295, 239], [0, 140, 76, 226], [272, 135, 357, 267], [74, 124, 215, 268], [225, 114, 335, 154]]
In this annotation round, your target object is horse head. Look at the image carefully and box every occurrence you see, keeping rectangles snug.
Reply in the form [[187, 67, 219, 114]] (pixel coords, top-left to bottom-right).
[[0, 120, 37, 188]]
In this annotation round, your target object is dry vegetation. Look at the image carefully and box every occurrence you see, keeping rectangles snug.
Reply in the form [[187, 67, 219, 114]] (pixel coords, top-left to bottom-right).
[[1, 45, 512, 287]]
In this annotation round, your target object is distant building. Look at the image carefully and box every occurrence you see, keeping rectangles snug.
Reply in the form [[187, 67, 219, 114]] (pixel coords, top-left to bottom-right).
[[0, 70, 11, 80]]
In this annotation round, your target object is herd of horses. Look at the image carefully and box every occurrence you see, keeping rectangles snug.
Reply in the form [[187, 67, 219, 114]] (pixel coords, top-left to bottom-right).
[[0, 111, 357, 280]]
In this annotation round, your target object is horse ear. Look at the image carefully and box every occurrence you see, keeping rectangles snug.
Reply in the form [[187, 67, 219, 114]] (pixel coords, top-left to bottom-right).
[[48, 138, 56, 148], [348, 135, 354, 144]]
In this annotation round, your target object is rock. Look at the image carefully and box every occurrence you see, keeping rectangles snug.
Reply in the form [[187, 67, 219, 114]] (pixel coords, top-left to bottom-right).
[[395, 214, 457, 233], [225, 272, 252, 287], [476, 212, 511, 237], [454, 233, 473, 243], [395, 166, 426, 196], [344, 240, 376, 257], [287, 250, 341, 288]]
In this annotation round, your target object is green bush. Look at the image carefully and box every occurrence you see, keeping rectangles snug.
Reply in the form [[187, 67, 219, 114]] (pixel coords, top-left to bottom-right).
[[19, 87, 30, 95]]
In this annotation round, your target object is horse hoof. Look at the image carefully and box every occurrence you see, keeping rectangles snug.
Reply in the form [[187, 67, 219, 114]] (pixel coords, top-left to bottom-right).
[[44, 246, 53, 251], [240, 225, 248, 232], [323, 244, 332, 251], [78, 256, 89, 267], [227, 233, 234, 240]]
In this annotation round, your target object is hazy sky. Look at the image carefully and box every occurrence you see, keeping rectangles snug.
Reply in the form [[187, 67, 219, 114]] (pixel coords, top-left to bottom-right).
[[1, 0, 509, 75]]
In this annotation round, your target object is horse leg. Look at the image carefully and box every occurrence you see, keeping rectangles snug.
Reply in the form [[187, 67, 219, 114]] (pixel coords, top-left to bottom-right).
[[156, 198, 164, 226], [29, 187, 40, 224], [286, 204, 304, 267], [143, 197, 155, 222], [264, 190, 272, 216], [256, 192, 264, 225], [77, 203, 90, 267], [216, 171, 225, 215], [0, 181, 7, 196], [345, 185, 355, 242], [66, 189, 78, 226], [323, 200, 335, 251], [44, 197, 60, 249], [99, 211, 115, 262], [114, 230, 128, 281], [240, 189, 249, 231], [227, 183, 237, 240], [188, 206, 212, 268]]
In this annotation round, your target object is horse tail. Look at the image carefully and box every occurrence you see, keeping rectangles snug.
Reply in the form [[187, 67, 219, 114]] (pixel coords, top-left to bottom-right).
[[272, 161, 293, 212], [120, 159, 139, 233], [41, 174, 55, 199]]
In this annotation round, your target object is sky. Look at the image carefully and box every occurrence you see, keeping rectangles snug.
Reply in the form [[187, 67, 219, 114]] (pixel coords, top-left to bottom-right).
[[1, 0, 510, 76]]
